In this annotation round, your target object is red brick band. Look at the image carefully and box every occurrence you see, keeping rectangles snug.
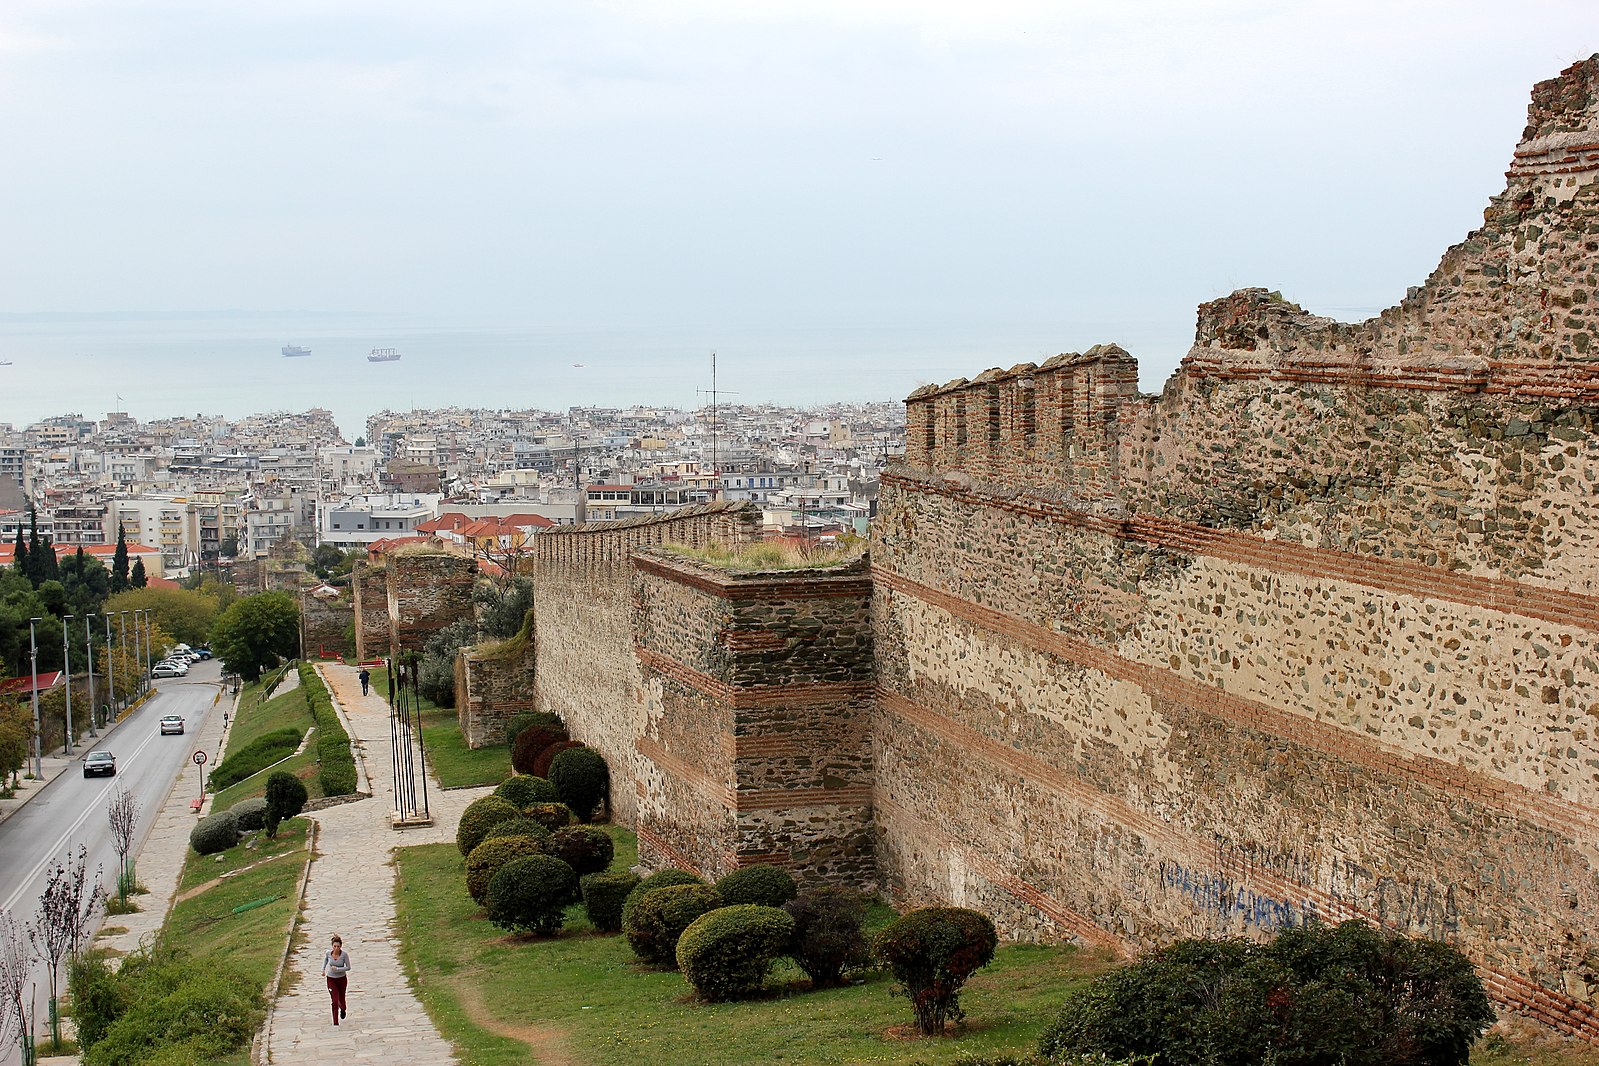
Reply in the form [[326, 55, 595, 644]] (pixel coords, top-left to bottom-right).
[[635, 823, 704, 876], [633, 554, 873, 601], [635, 645, 875, 709], [881, 472, 1599, 632], [875, 567, 1599, 839]]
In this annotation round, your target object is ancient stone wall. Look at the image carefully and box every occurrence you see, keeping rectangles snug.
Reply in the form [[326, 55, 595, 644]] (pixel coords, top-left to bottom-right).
[[385, 551, 476, 659], [298, 593, 353, 659], [457, 626, 537, 747], [631, 552, 876, 887], [877, 56, 1599, 1037], [352, 561, 391, 661], [530, 503, 760, 827]]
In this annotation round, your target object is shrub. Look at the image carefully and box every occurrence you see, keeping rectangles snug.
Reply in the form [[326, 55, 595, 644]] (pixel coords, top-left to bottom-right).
[[784, 886, 870, 987], [230, 796, 269, 831], [543, 826, 614, 878], [714, 863, 797, 908], [456, 795, 521, 856], [677, 904, 795, 1001], [874, 906, 998, 1036], [205, 726, 302, 790], [532, 739, 584, 779], [524, 802, 575, 832], [76, 947, 262, 1066], [68, 952, 128, 1051], [510, 724, 568, 776], [581, 871, 640, 932], [483, 818, 552, 846], [1038, 920, 1495, 1066], [466, 835, 546, 905], [620, 868, 707, 930], [495, 774, 558, 809], [299, 665, 357, 796], [547, 746, 609, 821], [624, 883, 723, 966], [263, 770, 309, 839], [486, 855, 577, 936], [188, 809, 239, 856], [505, 711, 563, 750]]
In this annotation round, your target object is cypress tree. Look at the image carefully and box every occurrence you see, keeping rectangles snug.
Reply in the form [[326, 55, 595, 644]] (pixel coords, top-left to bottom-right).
[[130, 558, 147, 589], [24, 510, 43, 586], [12, 524, 25, 575], [110, 524, 129, 594], [38, 535, 59, 583]]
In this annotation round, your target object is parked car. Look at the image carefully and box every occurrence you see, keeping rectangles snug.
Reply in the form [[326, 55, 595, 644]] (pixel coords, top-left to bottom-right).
[[193, 646, 212, 660], [159, 714, 185, 735], [151, 662, 187, 678], [83, 750, 116, 777]]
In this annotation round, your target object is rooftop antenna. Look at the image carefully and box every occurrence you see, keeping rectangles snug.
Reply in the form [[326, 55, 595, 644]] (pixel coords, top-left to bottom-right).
[[695, 352, 737, 501]]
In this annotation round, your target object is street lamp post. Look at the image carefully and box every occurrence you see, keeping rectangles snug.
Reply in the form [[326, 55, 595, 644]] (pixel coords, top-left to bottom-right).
[[62, 614, 73, 756], [103, 613, 115, 724], [116, 611, 128, 708], [85, 613, 97, 736], [142, 611, 154, 678], [27, 617, 42, 777], [131, 611, 142, 694]]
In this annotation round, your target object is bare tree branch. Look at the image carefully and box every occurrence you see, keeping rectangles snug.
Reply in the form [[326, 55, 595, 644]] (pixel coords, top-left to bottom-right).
[[29, 844, 103, 1046], [0, 909, 33, 1062], [108, 789, 139, 902]]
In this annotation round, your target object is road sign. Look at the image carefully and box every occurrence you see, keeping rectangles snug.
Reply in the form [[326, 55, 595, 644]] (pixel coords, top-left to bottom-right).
[[193, 751, 207, 766]]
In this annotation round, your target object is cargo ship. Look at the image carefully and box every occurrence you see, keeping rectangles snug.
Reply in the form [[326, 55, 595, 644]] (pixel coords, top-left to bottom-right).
[[281, 344, 312, 357], [367, 347, 401, 362]]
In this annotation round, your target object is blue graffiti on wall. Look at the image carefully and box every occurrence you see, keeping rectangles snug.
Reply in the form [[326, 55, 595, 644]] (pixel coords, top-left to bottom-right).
[[1159, 860, 1318, 932]]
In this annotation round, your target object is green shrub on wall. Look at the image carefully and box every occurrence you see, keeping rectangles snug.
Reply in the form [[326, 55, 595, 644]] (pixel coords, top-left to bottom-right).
[[483, 817, 552, 847], [510, 725, 567, 775], [543, 826, 614, 878], [495, 774, 558, 809], [524, 802, 574, 832], [486, 855, 577, 936], [466, 835, 547, 905], [677, 904, 795, 1002]]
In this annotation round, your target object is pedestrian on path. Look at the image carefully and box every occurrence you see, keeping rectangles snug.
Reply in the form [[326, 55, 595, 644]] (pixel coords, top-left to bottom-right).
[[358, 668, 371, 696], [323, 934, 352, 1024]]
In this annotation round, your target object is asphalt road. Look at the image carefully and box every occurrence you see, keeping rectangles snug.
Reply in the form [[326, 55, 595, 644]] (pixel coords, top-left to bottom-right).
[[0, 659, 226, 1057]]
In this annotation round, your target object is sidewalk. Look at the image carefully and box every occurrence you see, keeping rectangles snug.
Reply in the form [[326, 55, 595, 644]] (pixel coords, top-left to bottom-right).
[[261, 663, 490, 1065]]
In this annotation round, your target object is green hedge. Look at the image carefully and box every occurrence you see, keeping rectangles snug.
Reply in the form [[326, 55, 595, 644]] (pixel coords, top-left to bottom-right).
[[70, 947, 264, 1066], [299, 664, 358, 797], [207, 727, 303, 790]]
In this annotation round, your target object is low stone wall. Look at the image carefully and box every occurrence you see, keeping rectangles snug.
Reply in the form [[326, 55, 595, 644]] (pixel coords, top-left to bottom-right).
[[387, 551, 475, 658], [457, 628, 537, 747]]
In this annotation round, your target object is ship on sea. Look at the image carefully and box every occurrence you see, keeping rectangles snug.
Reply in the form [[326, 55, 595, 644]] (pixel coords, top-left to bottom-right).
[[367, 347, 401, 363], [282, 344, 312, 357]]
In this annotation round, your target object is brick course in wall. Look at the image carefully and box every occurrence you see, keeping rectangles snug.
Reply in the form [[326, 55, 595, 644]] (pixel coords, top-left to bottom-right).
[[352, 561, 391, 662], [876, 56, 1599, 1039]]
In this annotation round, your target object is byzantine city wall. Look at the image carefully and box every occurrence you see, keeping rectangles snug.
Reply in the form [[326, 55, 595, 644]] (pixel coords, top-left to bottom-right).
[[370, 58, 1599, 1037], [878, 56, 1599, 1035]]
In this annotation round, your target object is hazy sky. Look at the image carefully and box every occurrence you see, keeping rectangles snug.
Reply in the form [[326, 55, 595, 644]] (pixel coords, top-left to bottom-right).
[[0, 2, 1593, 402]]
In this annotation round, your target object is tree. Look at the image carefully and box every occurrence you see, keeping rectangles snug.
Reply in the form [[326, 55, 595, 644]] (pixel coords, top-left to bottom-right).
[[210, 591, 299, 682], [0, 909, 34, 1066], [10, 525, 25, 578], [104, 587, 222, 647], [218, 534, 238, 558], [109, 525, 129, 595], [129, 558, 147, 589], [29, 844, 103, 1049], [108, 789, 139, 904], [0, 703, 33, 789]]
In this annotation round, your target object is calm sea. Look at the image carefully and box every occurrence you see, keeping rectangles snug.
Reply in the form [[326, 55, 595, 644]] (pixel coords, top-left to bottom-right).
[[0, 311, 1199, 439]]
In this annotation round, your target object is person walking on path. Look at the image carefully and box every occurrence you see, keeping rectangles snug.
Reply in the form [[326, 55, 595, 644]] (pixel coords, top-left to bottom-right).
[[323, 935, 352, 1025], [358, 667, 371, 696]]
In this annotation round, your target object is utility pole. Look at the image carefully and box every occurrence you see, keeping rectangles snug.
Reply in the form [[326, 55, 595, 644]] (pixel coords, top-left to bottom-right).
[[62, 614, 73, 755], [696, 352, 738, 503], [117, 611, 128, 703], [131, 611, 143, 694], [85, 613, 97, 736], [28, 617, 42, 777]]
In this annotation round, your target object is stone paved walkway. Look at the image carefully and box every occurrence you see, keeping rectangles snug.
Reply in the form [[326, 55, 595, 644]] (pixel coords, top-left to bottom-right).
[[262, 663, 490, 1066]]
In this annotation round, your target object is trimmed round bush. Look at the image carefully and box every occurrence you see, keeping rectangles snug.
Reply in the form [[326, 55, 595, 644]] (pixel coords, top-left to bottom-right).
[[524, 802, 574, 832], [873, 907, 998, 1036], [456, 795, 521, 857], [483, 818, 552, 846], [495, 774, 558, 809], [543, 826, 614, 878], [505, 712, 563, 750], [511, 725, 568, 776], [466, 835, 547, 905], [189, 809, 239, 856], [264, 770, 308, 820], [486, 854, 577, 936], [784, 886, 870, 987], [677, 904, 795, 1001], [714, 864, 797, 908], [547, 746, 609, 822], [620, 868, 706, 929], [623, 883, 723, 966], [580, 871, 640, 932], [231, 797, 268, 832], [532, 739, 584, 779]]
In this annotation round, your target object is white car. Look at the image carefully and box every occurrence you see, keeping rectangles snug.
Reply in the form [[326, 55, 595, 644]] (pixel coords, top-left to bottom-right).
[[159, 714, 185, 735]]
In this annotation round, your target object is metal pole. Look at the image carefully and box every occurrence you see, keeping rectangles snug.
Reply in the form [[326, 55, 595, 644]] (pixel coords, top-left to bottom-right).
[[28, 618, 42, 777], [413, 664, 430, 819], [62, 614, 73, 756], [387, 661, 399, 811], [143, 611, 153, 679], [85, 614, 97, 736], [117, 611, 127, 707], [131, 611, 142, 695]]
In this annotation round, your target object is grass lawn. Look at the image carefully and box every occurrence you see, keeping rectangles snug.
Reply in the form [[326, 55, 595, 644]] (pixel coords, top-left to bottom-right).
[[366, 665, 511, 789], [211, 680, 324, 811], [393, 829, 1111, 1066], [162, 817, 312, 989]]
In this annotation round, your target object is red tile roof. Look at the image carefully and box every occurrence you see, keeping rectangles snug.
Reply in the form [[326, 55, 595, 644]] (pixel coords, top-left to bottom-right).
[[0, 671, 63, 697]]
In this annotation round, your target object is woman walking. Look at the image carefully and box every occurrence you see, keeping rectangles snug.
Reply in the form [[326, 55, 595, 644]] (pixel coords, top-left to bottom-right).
[[323, 934, 352, 1024]]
